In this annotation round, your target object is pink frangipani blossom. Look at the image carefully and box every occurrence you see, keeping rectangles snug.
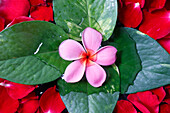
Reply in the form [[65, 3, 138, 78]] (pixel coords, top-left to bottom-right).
[[59, 27, 117, 87]]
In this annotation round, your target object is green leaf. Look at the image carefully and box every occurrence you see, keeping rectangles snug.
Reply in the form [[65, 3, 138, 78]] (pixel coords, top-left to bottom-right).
[[53, 0, 117, 41], [0, 21, 70, 84], [113, 27, 170, 94], [109, 28, 142, 94], [125, 28, 170, 93], [58, 66, 120, 113]]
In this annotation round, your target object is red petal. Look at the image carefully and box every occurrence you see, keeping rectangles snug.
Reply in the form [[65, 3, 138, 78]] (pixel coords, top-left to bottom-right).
[[144, 0, 166, 12], [151, 87, 166, 103], [0, 0, 30, 25], [163, 85, 170, 104], [0, 16, 5, 31], [36, 108, 44, 113], [40, 86, 66, 113], [157, 38, 170, 54], [0, 86, 19, 113], [122, 0, 145, 8], [114, 100, 137, 113], [0, 78, 4, 82], [30, 5, 54, 21], [6, 16, 34, 28], [127, 91, 160, 113], [139, 9, 170, 40], [4, 80, 35, 100], [159, 104, 170, 113], [164, 33, 170, 39], [118, 2, 142, 28], [18, 99, 39, 113], [165, 0, 170, 10], [29, 0, 46, 6], [20, 92, 39, 104]]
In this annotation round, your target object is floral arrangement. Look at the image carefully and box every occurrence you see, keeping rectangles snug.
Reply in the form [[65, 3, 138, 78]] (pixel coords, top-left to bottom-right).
[[0, 0, 169, 113]]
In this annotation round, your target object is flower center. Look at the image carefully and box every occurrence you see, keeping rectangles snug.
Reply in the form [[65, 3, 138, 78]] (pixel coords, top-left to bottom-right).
[[80, 49, 97, 66]]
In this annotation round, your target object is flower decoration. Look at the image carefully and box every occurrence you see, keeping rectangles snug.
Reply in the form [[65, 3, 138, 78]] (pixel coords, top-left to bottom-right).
[[59, 27, 117, 87]]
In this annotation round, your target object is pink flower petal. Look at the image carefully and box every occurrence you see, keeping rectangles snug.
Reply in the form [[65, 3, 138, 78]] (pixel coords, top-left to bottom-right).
[[63, 60, 86, 83], [82, 27, 102, 53], [86, 62, 106, 87], [0, 16, 5, 31], [40, 86, 66, 113], [139, 9, 170, 40], [0, 86, 19, 113], [157, 38, 170, 54], [95, 46, 117, 66], [59, 39, 85, 61], [160, 104, 170, 113], [6, 16, 34, 28], [4, 80, 35, 100], [122, 0, 145, 8], [118, 2, 143, 28], [144, 0, 166, 12], [127, 91, 160, 113], [114, 100, 137, 113]]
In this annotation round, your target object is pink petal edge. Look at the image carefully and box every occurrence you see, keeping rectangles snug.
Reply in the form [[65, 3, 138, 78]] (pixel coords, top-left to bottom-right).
[[95, 46, 117, 66], [82, 27, 102, 53], [63, 60, 86, 83], [59, 39, 85, 61], [86, 62, 106, 87]]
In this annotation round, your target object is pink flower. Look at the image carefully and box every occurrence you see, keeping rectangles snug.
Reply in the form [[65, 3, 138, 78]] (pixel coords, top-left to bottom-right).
[[59, 27, 117, 87]]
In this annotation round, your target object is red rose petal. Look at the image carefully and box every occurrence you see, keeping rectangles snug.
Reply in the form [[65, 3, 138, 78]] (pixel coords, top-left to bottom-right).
[[151, 87, 166, 103], [29, 0, 46, 6], [40, 86, 66, 113], [6, 16, 34, 28], [30, 5, 54, 21], [122, 0, 145, 8], [118, 2, 143, 28], [144, 0, 166, 12], [0, 16, 5, 31], [114, 100, 137, 113], [4, 80, 35, 100], [20, 92, 39, 104], [159, 104, 170, 113], [18, 99, 39, 113], [0, 0, 30, 25], [0, 86, 19, 113], [127, 91, 160, 113], [0, 78, 4, 82], [36, 108, 44, 113], [165, 0, 170, 10], [139, 9, 170, 40], [157, 38, 170, 54]]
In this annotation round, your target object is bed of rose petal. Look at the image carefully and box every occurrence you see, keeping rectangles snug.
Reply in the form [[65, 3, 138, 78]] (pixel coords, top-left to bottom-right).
[[0, 0, 169, 113]]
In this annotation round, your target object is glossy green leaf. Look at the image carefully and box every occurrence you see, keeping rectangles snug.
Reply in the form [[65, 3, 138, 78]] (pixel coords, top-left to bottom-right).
[[0, 21, 70, 84], [53, 0, 117, 41], [112, 27, 170, 93], [124, 28, 170, 93], [109, 28, 142, 94], [58, 66, 120, 113]]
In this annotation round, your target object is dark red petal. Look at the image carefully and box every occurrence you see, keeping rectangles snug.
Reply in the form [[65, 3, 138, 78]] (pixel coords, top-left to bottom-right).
[[163, 85, 170, 104], [122, 0, 145, 8], [29, 0, 46, 6], [164, 33, 170, 39], [30, 5, 54, 21], [159, 104, 170, 113], [0, 86, 19, 113], [165, 0, 170, 10], [118, 2, 142, 28], [114, 100, 137, 113], [36, 108, 44, 113], [0, 78, 4, 82], [127, 91, 160, 113], [144, 0, 166, 12], [139, 9, 170, 40], [6, 16, 34, 28], [40, 86, 66, 113], [4, 80, 35, 100], [20, 92, 39, 104], [0, 0, 30, 25], [151, 87, 166, 103], [157, 38, 170, 54], [18, 99, 39, 113], [0, 16, 5, 31]]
